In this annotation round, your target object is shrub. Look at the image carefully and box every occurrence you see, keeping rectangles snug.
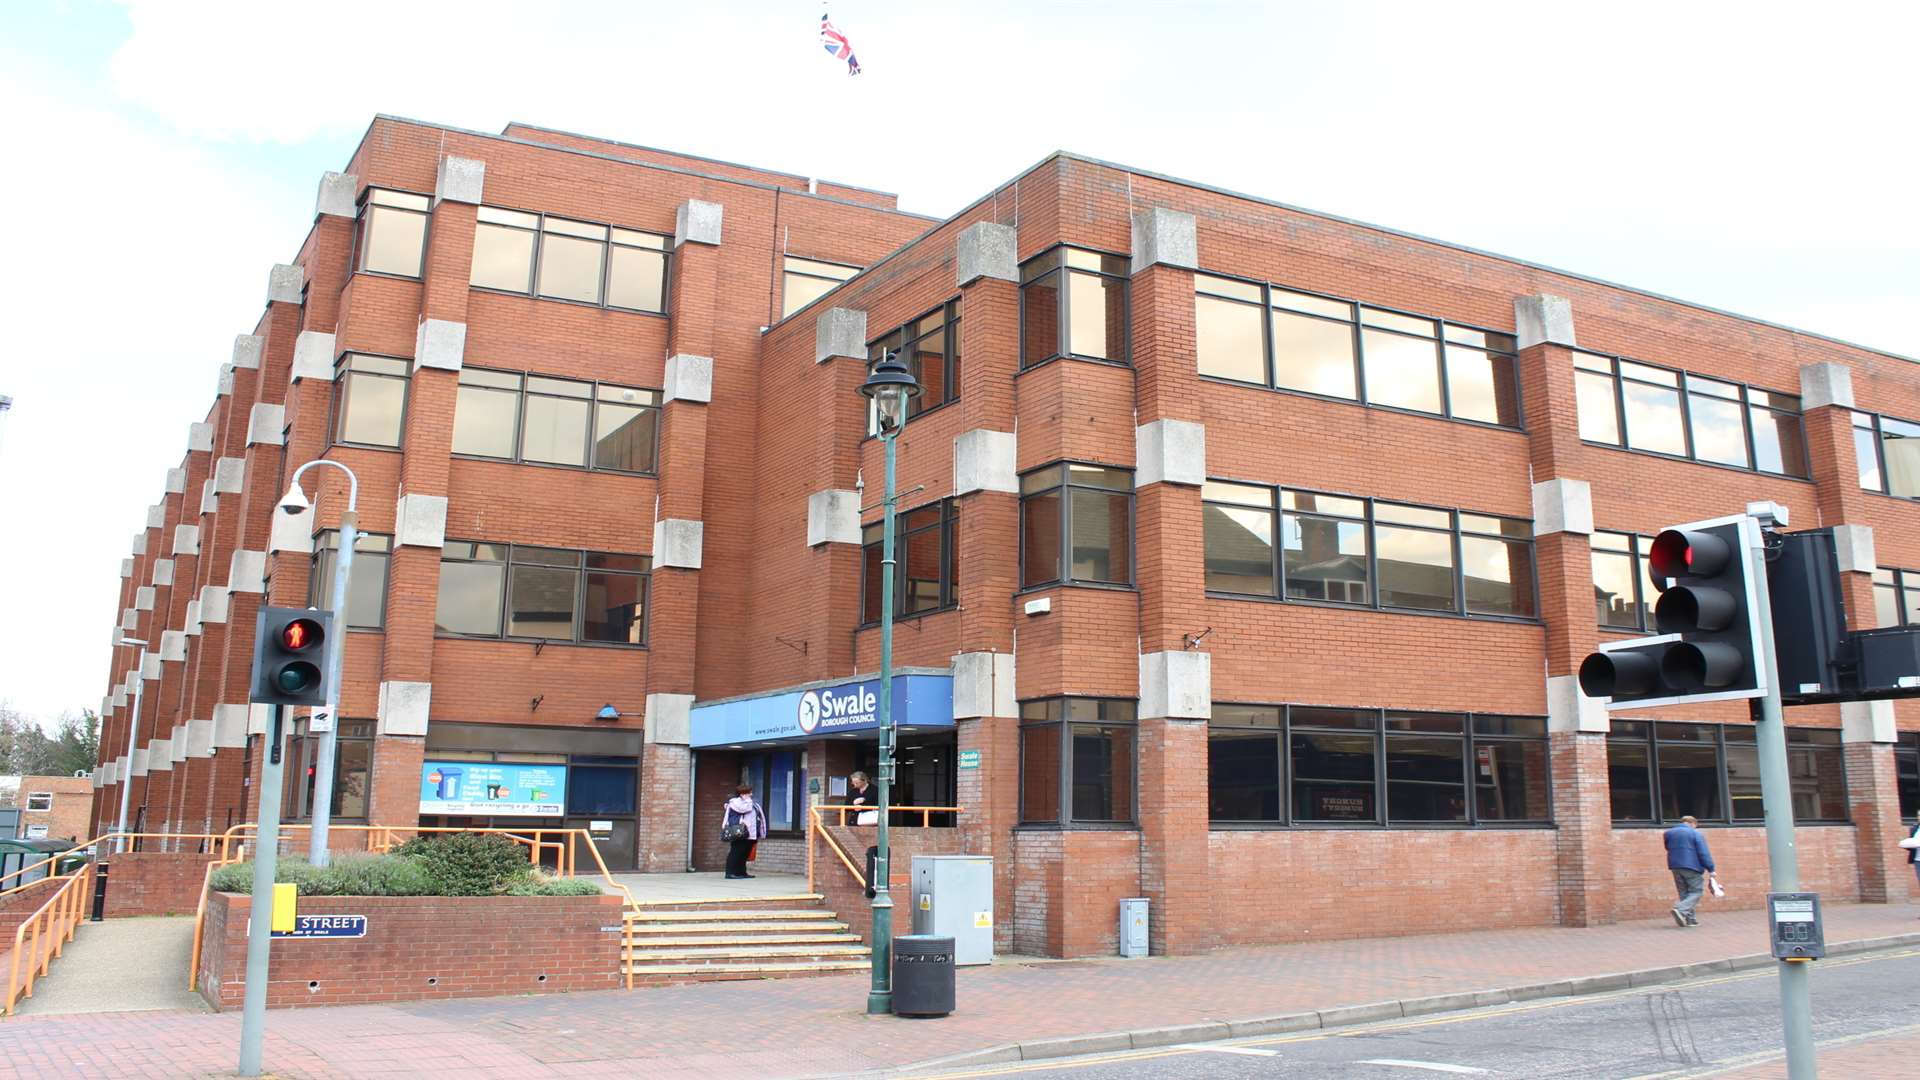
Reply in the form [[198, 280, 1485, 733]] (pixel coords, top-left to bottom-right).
[[504, 875, 606, 897], [211, 857, 326, 894], [307, 854, 438, 897], [391, 832, 533, 896]]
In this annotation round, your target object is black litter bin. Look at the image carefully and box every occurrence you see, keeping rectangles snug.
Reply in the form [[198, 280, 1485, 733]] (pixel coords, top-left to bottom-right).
[[891, 934, 955, 1017]]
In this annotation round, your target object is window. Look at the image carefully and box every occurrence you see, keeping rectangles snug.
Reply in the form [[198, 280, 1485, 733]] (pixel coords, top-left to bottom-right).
[[452, 368, 659, 474], [868, 302, 961, 423], [1019, 247, 1129, 368], [1206, 482, 1536, 620], [1196, 274, 1520, 426], [1573, 353, 1809, 477], [470, 205, 669, 314], [741, 751, 802, 832], [310, 531, 393, 630], [1591, 531, 1661, 630], [861, 499, 959, 624], [569, 757, 639, 817], [285, 719, 374, 821], [330, 354, 408, 448], [1608, 720, 1847, 824], [1872, 568, 1920, 627], [356, 189, 430, 278], [1852, 410, 1920, 498], [1209, 705, 1548, 826], [782, 256, 860, 317], [1897, 732, 1919, 819], [1020, 464, 1132, 588], [436, 542, 649, 646], [25, 792, 52, 812], [1019, 698, 1136, 825]]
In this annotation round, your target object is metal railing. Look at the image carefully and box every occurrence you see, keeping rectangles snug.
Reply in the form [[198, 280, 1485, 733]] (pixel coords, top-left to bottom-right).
[[4, 862, 96, 1015], [0, 832, 240, 898], [805, 805, 960, 893]]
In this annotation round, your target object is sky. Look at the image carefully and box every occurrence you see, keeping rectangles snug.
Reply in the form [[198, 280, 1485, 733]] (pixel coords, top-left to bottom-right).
[[0, 0, 1915, 727]]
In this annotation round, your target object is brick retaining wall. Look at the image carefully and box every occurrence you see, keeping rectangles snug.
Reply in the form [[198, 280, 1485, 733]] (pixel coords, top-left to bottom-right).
[[99, 852, 219, 917]]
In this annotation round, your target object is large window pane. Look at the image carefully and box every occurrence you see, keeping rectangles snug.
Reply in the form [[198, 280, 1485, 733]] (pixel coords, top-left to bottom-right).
[[1687, 391, 1750, 467], [593, 400, 657, 473], [521, 394, 590, 466], [784, 272, 838, 317], [336, 367, 406, 447], [1204, 503, 1275, 594], [1020, 271, 1061, 367], [1067, 271, 1124, 360], [1196, 295, 1264, 383], [1657, 744, 1722, 821], [901, 511, 945, 614], [1607, 741, 1654, 821], [453, 378, 519, 458], [1270, 310, 1357, 398], [334, 739, 371, 819], [1461, 535, 1534, 617], [311, 533, 390, 630], [583, 568, 646, 644], [1575, 368, 1621, 444], [1386, 735, 1466, 822], [1788, 743, 1847, 822], [1855, 414, 1884, 491], [435, 561, 505, 635], [1376, 524, 1455, 611], [1020, 723, 1061, 823], [1751, 408, 1807, 477], [1290, 732, 1376, 822], [1070, 723, 1134, 821], [1883, 417, 1920, 497], [471, 222, 535, 292], [537, 233, 605, 304], [1896, 738, 1919, 818], [1474, 739, 1549, 821], [1208, 730, 1280, 821], [607, 245, 666, 312], [1592, 543, 1644, 629], [1726, 742, 1763, 820], [1069, 488, 1130, 584], [361, 205, 427, 277], [1445, 346, 1520, 426], [1361, 330, 1442, 414], [1021, 489, 1061, 587], [508, 564, 577, 639], [1283, 514, 1369, 604], [1622, 380, 1688, 456]]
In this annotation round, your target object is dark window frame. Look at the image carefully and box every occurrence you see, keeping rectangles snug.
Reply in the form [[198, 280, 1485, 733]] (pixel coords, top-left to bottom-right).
[[352, 188, 432, 281], [1852, 409, 1920, 500], [309, 529, 394, 631], [469, 203, 671, 316], [1872, 567, 1920, 628], [327, 353, 411, 450], [1201, 480, 1539, 623], [781, 255, 861, 319], [1572, 351, 1811, 480], [1896, 731, 1919, 820], [1591, 530, 1657, 631], [1018, 245, 1132, 370], [1193, 271, 1525, 431], [866, 299, 963, 428], [1207, 704, 1551, 829], [1606, 720, 1849, 825], [451, 366, 661, 476], [284, 718, 377, 823], [434, 540, 650, 649], [1017, 697, 1139, 828], [859, 498, 960, 627], [1019, 461, 1136, 590]]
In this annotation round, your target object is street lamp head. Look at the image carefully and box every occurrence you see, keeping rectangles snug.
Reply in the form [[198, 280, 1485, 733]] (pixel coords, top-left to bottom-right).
[[277, 484, 311, 516], [859, 350, 921, 434]]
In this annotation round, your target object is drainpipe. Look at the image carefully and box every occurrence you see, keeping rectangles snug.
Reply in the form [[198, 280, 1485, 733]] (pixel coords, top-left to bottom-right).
[[685, 749, 698, 872]]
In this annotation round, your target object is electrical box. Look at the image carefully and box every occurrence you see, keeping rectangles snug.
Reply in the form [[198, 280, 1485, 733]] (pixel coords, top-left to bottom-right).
[[1767, 892, 1825, 961], [1120, 898, 1149, 958], [910, 855, 993, 965]]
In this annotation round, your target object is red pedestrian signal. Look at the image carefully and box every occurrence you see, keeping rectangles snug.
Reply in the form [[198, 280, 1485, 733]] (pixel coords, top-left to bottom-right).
[[250, 607, 335, 707]]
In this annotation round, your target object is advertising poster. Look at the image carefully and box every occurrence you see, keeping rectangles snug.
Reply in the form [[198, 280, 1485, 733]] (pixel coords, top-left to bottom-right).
[[419, 761, 566, 817]]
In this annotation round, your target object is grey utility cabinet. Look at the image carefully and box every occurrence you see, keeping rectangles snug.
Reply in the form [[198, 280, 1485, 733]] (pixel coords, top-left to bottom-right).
[[910, 854, 994, 965]]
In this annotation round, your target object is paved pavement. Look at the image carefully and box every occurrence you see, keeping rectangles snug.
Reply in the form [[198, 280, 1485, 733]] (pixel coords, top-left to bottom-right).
[[0, 902, 1915, 1078], [611, 869, 814, 902], [9, 916, 207, 1017]]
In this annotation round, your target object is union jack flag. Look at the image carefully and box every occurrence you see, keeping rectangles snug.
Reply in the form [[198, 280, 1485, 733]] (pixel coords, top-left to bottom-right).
[[821, 12, 861, 75]]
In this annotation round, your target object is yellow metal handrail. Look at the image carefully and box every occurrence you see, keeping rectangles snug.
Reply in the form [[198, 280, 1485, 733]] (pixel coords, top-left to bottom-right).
[[4, 862, 95, 1015], [804, 805, 960, 893]]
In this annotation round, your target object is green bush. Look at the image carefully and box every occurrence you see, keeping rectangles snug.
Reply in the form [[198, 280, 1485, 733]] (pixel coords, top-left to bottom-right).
[[211, 857, 325, 894], [504, 874, 606, 897], [306, 853, 439, 897], [390, 832, 535, 896]]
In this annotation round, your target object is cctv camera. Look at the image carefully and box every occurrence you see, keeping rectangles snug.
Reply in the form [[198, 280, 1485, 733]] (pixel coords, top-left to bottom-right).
[[277, 485, 311, 516]]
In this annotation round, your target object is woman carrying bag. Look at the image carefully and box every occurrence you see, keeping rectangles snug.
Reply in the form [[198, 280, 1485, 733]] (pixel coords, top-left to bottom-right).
[[722, 783, 769, 879], [1900, 815, 1920, 904]]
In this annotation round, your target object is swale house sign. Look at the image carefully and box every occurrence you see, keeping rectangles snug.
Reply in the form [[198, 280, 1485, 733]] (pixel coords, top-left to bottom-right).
[[688, 672, 953, 748]]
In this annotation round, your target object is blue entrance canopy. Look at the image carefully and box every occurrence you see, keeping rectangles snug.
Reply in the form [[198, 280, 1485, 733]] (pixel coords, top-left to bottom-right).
[[689, 673, 953, 749]]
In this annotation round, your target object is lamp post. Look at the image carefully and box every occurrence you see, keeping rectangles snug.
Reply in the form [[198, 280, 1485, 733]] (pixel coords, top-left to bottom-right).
[[278, 459, 359, 867], [857, 349, 921, 1015], [114, 636, 149, 853]]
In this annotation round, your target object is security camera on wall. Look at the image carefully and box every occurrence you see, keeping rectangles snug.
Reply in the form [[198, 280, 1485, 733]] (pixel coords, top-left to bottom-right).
[[276, 485, 310, 516]]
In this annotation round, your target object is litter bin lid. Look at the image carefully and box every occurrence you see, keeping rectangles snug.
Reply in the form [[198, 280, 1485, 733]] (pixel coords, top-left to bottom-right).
[[895, 935, 955, 955]]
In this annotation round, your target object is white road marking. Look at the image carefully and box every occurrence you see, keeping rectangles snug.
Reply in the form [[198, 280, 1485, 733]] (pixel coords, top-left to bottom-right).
[[1176, 1044, 1279, 1057], [1355, 1060, 1490, 1075]]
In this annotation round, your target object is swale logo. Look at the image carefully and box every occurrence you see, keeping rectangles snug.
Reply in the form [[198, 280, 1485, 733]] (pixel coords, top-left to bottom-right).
[[798, 691, 823, 734]]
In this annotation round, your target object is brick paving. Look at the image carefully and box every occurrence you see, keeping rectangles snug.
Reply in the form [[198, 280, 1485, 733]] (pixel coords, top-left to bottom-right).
[[0, 902, 1916, 1078]]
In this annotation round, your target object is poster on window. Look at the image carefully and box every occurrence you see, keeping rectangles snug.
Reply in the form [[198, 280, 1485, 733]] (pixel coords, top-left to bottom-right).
[[419, 761, 566, 817]]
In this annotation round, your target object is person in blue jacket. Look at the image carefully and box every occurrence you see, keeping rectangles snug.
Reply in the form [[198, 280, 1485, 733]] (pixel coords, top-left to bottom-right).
[[1664, 814, 1717, 927]]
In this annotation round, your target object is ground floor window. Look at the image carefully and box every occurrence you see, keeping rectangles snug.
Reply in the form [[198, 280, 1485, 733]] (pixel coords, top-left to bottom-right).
[[284, 718, 375, 821], [1020, 698, 1136, 825], [1209, 705, 1549, 826], [741, 750, 802, 834], [1608, 720, 1847, 824], [1899, 732, 1920, 819]]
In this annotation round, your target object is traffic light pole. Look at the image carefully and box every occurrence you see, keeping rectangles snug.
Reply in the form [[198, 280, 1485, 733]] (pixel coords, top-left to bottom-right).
[[307, 508, 357, 868], [1745, 517, 1815, 1079], [238, 703, 288, 1077]]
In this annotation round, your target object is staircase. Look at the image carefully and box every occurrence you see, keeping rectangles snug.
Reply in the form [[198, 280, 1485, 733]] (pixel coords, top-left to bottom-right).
[[622, 893, 870, 986]]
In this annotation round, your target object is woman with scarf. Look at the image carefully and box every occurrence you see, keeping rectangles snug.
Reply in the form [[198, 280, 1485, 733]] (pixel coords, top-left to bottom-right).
[[722, 783, 769, 879]]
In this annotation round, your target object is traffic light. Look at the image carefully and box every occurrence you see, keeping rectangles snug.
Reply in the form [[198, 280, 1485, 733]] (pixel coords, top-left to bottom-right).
[[250, 606, 334, 707], [1579, 514, 1768, 708]]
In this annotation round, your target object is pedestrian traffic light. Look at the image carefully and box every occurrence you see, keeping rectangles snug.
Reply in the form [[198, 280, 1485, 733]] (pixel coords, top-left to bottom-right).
[[250, 606, 334, 707], [1579, 514, 1768, 708]]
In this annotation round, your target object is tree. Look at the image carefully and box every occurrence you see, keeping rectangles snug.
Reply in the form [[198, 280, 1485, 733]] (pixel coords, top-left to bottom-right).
[[48, 711, 100, 778], [0, 702, 59, 780]]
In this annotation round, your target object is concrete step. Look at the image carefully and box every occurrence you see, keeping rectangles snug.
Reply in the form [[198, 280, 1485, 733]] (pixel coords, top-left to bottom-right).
[[624, 919, 852, 935], [624, 908, 842, 923], [629, 893, 825, 911], [624, 959, 870, 978], [626, 944, 871, 962], [626, 932, 862, 947]]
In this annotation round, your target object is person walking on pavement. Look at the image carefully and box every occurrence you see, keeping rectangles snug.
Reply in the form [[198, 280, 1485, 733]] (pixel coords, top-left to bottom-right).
[[1901, 815, 1920, 911], [722, 783, 768, 880], [1664, 814, 1717, 927]]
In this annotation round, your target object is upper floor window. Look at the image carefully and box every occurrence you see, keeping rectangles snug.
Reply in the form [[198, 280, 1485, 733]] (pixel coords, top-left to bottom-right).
[[435, 542, 649, 646], [1608, 720, 1846, 824], [1852, 410, 1920, 498], [1020, 247, 1129, 369], [783, 256, 860, 317], [356, 189, 431, 278], [1591, 530, 1663, 631], [453, 368, 659, 474], [1020, 463, 1133, 589], [330, 354, 409, 448], [867, 301, 961, 425], [310, 531, 393, 630], [1202, 482, 1536, 619], [24, 792, 52, 812], [1020, 698, 1137, 826], [1873, 568, 1920, 627], [861, 499, 959, 624], [470, 205, 669, 314], [1196, 275, 1520, 427], [1574, 353, 1809, 477]]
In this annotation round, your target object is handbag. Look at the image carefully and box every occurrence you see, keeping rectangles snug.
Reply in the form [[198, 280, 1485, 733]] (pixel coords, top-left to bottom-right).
[[1708, 874, 1725, 899], [721, 807, 749, 842]]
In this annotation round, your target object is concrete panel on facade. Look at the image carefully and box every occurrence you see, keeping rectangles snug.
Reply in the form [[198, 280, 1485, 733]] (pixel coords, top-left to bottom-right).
[[394, 493, 449, 548], [247, 403, 286, 446], [315, 170, 358, 218], [1799, 361, 1855, 409], [1135, 419, 1204, 487], [815, 307, 867, 363], [1515, 294, 1577, 349], [652, 519, 704, 569], [955, 221, 1018, 286], [151, 558, 174, 587], [232, 334, 265, 370], [378, 681, 432, 736], [291, 330, 337, 382], [434, 155, 486, 205], [266, 262, 305, 305], [413, 318, 467, 372], [674, 199, 724, 247], [953, 429, 1017, 495], [663, 354, 714, 404], [1130, 207, 1197, 272], [644, 693, 693, 744], [1532, 478, 1594, 536], [806, 489, 860, 546]]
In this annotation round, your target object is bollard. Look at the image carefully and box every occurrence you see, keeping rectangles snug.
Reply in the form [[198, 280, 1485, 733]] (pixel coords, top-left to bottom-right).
[[90, 861, 110, 922]]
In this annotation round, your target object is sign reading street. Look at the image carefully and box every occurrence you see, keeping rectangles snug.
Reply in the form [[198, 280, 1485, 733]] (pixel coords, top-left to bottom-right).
[[272, 914, 367, 939]]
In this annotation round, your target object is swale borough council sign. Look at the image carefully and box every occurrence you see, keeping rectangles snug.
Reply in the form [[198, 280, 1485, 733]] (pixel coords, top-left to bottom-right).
[[796, 684, 878, 735]]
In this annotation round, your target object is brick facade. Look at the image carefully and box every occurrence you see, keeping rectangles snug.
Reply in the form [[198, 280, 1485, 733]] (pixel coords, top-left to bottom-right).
[[92, 120, 1920, 958]]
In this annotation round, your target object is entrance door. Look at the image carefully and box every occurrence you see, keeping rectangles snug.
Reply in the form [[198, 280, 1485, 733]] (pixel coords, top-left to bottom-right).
[[565, 816, 636, 871], [857, 732, 956, 822]]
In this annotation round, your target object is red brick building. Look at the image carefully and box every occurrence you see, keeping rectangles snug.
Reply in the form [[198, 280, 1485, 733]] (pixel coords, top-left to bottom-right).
[[91, 117, 1920, 956]]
